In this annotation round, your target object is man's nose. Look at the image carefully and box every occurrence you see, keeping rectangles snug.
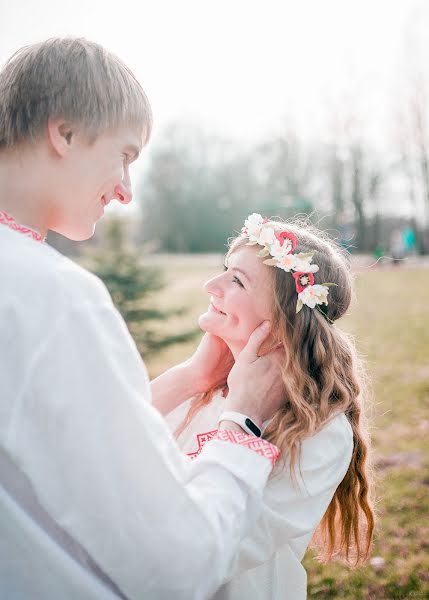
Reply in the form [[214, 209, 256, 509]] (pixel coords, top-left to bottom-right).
[[114, 172, 133, 204]]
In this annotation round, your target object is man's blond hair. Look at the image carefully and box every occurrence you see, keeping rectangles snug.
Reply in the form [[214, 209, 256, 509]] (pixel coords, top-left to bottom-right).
[[0, 37, 152, 149]]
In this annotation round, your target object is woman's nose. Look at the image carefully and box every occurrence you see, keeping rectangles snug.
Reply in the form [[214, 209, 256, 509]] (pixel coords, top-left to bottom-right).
[[204, 275, 224, 297]]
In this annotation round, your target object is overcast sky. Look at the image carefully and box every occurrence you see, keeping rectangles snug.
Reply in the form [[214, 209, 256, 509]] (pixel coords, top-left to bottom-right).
[[1, 0, 428, 218], [1, 0, 428, 142]]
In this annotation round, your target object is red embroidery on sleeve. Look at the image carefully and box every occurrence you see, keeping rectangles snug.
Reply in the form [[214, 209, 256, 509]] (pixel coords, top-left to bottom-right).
[[216, 429, 280, 466], [187, 428, 280, 466], [0, 211, 44, 242], [186, 429, 218, 460]]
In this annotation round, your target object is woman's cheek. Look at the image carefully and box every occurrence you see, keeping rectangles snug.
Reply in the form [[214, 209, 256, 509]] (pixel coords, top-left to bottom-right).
[[229, 311, 257, 339], [225, 313, 245, 339], [228, 314, 239, 326]]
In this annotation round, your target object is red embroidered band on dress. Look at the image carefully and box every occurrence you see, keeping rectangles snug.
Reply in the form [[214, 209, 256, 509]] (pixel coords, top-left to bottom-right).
[[187, 428, 280, 467], [186, 429, 218, 460], [0, 211, 44, 242], [216, 430, 280, 467]]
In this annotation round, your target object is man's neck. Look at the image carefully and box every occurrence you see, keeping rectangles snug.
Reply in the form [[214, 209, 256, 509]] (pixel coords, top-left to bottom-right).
[[0, 151, 49, 238], [0, 204, 47, 239]]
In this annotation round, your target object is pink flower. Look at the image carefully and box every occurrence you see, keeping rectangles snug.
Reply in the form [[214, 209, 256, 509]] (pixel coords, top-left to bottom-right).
[[293, 272, 315, 293], [274, 231, 298, 253]]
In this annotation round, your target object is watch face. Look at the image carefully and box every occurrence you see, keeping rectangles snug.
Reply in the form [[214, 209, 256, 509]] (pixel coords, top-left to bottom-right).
[[245, 418, 262, 437]]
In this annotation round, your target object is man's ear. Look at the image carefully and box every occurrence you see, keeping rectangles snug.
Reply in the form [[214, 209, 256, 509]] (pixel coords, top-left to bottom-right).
[[47, 119, 75, 157]]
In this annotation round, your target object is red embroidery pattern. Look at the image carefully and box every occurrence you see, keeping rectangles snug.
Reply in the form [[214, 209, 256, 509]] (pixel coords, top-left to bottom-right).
[[216, 430, 280, 466], [187, 428, 280, 466], [187, 429, 218, 460], [0, 211, 44, 242]]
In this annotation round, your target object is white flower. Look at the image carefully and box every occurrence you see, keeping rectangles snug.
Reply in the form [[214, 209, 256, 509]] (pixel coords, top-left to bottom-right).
[[246, 213, 264, 227], [270, 242, 290, 259], [293, 253, 319, 273], [274, 253, 297, 272], [298, 284, 329, 308], [267, 245, 317, 274], [257, 226, 276, 246], [282, 239, 293, 254], [268, 245, 297, 271], [246, 229, 261, 242], [243, 213, 264, 241], [270, 238, 293, 256]]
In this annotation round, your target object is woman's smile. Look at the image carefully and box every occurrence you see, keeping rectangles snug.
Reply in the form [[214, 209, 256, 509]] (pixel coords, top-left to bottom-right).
[[209, 302, 226, 316]]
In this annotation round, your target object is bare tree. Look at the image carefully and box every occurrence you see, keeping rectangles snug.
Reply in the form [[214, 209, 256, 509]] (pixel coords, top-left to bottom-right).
[[323, 100, 384, 251], [393, 7, 429, 251]]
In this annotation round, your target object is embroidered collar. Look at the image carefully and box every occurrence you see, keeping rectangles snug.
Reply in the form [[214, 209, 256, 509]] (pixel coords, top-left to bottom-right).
[[0, 211, 45, 243]]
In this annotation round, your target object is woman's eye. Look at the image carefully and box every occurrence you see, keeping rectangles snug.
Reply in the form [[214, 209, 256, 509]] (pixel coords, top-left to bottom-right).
[[223, 265, 244, 288]]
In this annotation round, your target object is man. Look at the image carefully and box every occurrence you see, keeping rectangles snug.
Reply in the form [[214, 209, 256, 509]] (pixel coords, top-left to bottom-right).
[[0, 38, 284, 599]]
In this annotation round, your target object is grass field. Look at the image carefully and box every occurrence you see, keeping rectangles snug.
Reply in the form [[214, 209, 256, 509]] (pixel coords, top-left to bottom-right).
[[142, 254, 429, 599]]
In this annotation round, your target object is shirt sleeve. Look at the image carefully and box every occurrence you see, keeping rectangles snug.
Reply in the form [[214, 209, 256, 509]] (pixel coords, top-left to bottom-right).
[[223, 414, 354, 579], [5, 295, 278, 600]]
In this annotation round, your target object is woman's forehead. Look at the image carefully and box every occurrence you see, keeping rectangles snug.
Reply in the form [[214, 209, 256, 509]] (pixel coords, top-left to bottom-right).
[[227, 245, 271, 281]]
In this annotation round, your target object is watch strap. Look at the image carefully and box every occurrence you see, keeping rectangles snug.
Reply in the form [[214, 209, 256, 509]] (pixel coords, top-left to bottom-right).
[[218, 411, 262, 437]]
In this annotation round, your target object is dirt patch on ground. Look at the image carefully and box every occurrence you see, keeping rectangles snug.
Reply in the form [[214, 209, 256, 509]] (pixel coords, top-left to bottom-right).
[[376, 451, 423, 470]]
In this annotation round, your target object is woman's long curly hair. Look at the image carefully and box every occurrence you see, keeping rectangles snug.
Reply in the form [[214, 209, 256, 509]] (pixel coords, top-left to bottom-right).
[[175, 218, 375, 565]]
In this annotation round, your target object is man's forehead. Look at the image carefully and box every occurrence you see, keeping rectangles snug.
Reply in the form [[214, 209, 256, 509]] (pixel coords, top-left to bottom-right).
[[113, 125, 146, 155]]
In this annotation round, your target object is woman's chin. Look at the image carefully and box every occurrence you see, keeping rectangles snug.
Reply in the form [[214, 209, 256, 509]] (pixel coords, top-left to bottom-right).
[[198, 312, 223, 335], [198, 313, 212, 332]]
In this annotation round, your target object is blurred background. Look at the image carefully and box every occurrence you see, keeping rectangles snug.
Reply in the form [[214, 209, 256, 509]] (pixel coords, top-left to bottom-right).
[[1, 0, 428, 597]]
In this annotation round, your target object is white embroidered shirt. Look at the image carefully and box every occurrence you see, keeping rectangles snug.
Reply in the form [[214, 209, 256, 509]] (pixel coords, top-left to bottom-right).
[[0, 219, 279, 600]]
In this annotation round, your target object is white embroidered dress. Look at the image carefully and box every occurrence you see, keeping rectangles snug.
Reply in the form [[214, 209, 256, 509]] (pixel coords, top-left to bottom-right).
[[166, 392, 354, 600]]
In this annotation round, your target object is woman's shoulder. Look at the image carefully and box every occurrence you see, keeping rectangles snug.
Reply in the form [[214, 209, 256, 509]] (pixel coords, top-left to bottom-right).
[[291, 412, 354, 494], [267, 412, 353, 495], [298, 411, 353, 467], [305, 411, 353, 453]]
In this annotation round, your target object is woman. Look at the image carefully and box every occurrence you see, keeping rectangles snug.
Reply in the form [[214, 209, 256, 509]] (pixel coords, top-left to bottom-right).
[[153, 214, 375, 599]]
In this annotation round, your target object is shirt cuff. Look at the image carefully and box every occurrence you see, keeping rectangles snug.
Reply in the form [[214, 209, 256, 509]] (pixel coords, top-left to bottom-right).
[[216, 429, 280, 467]]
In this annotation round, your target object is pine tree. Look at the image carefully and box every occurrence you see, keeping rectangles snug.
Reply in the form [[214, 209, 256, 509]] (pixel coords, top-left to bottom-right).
[[87, 216, 197, 357]]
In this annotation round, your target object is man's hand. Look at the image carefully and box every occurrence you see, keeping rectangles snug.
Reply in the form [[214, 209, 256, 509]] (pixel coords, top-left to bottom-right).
[[224, 321, 285, 427]]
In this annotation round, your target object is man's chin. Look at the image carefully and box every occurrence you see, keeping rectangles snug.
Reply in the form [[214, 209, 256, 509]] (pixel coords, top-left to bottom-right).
[[51, 222, 97, 242]]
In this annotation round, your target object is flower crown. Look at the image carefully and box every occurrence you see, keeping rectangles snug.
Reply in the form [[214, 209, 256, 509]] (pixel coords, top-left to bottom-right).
[[241, 213, 335, 317]]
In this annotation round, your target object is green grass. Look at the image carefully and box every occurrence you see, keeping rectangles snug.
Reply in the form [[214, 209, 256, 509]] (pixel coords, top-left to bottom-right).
[[145, 257, 429, 599]]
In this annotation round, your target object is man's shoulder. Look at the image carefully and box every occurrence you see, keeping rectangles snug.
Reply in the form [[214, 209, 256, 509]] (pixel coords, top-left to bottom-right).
[[0, 228, 111, 308]]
